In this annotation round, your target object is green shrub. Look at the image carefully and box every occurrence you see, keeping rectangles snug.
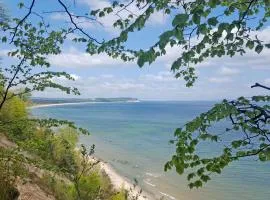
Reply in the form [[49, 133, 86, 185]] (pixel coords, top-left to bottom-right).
[[0, 96, 33, 142], [73, 171, 102, 200], [18, 127, 78, 170], [0, 147, 27, 200], [39, 173, 74, 200], [111, 188, 127, 200], [0, 96, 27, 121]]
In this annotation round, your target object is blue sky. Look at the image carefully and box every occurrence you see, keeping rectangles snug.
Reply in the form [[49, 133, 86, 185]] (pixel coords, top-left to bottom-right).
[[1, 0, 270, 100]]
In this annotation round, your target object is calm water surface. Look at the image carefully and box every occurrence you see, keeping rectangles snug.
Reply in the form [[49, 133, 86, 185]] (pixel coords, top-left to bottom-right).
[[31, 101, 270, 200]]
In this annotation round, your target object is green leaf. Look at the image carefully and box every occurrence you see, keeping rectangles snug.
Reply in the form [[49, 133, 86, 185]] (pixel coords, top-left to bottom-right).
[[99, 11, 105, 17], [198, 24, 208, 34], [187, 173, 196, 181], [265, 43, 270, 48], [194, 180, 203, 188], [201, 175, 211, 182], [208, 17, 218, 26], [1, 36, 7, 43], [174, 28, 183, 40], [255, 45, 263, 54], [137, 55, 145, 67], [192, 14, 200, 25], [209, 0, 219, 8], [246, 40, 254, 49], [226, 33, 234, 41], [232, 140, 242, 149], [172, 14, 189, 27], [18, 2, 24, 8], [175, 164, 184, 174], [259, 152, 267, 161]]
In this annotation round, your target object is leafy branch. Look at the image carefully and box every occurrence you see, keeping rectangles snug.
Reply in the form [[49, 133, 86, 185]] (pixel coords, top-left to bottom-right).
[[31, 118, 90, 135], [166, 83, 270, 188], [0, 19, 79, 110]]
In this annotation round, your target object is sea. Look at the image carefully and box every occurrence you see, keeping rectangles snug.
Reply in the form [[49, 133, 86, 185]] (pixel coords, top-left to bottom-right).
[[31, 101, 270, 200]]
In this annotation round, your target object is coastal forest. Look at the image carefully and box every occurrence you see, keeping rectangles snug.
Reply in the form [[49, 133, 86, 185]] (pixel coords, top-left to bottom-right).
[[0, 0, 269, 200]]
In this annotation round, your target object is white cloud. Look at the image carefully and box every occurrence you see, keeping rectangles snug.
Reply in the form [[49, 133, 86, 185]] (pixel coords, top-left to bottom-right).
[[51, 73, 80, 83], [80, 0, 110, 9], [66, 33, 80, 41], [148, 10, 167, 25], [0, 49, 11, 57], [264, 78, 270, 85], [140, 71, 175, 82], [250, 27, 270, 42], [158, 46, 183, 63], [100, 74, 114, 78], [50, 13, 95, 29], [34, 74, 147, 98], [50, 13, 68, 21], [208, 77, 232, 83], [219, 67, 240, 76], [48, 47, 129, 68], [101, 82, 145, 90], [32, 69, 265, 101]]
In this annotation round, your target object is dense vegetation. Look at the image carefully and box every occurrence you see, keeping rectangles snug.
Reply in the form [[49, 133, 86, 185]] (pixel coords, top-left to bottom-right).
[[0, 93, 128, 200]]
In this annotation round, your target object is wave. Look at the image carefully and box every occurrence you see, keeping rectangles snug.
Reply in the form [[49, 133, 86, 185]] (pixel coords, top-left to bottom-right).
[[159, 191, 176, 200], [143, 179, 156, 187], [112, 159, 129, 165], [126, 100, 140, 103], [132, 164, 139, 168], [145, 172, 161, 178]]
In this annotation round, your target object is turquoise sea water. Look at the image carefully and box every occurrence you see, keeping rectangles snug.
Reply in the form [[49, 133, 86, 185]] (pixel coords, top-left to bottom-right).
[[31, 101, 270, 200]]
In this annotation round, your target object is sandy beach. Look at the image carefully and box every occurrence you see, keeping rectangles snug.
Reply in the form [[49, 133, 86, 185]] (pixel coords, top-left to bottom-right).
[[29, 100, 140, 109], [29, 102, 98, 109], [90, 156, 155, 200]]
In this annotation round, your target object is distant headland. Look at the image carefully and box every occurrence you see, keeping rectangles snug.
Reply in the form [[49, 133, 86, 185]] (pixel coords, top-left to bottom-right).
[[31, 97, 140, 106]]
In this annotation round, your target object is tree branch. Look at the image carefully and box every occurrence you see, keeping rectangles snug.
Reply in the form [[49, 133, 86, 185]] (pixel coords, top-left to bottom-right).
[[251, 83, 270, 90], [57, 0, 102, 44], [42, 10, 103, 26], [0, 57, 26, 109], [10, 0, 36, 44]]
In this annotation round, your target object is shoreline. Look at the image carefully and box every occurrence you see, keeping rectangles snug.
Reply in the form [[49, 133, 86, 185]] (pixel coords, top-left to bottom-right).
[[90, 156, 155, 200], [29, 100, 140, 109]]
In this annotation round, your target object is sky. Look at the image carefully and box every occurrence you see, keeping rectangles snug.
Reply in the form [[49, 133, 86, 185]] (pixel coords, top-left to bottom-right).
[[1, 0, 270, 101]]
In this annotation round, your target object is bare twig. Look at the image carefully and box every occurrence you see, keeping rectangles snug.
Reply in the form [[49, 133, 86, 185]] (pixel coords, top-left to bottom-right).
[[42, 10, 103, 26], [57, 0, 102, 44], [251, 83, 270, 91]]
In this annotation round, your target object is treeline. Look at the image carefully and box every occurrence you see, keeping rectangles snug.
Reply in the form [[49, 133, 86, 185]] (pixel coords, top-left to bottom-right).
[[0, 94, 127, 200]]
